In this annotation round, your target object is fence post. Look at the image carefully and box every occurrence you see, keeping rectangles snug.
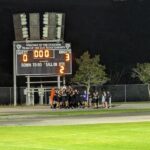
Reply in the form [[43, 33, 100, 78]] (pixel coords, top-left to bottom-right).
[[125, 84, 127, 102], [10, 87, 11, 105], [44, 90, 47, 105]]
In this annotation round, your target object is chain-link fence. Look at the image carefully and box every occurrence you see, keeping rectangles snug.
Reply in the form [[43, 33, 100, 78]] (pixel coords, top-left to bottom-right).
[[98, 84, 150, 102], [0, 84, 149, 105]]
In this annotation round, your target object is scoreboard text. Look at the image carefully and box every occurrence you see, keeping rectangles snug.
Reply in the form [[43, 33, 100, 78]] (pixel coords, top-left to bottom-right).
[[14, 41, 72, 75]]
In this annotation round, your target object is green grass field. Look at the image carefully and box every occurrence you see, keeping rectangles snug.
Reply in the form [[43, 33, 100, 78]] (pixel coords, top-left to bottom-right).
[[0, 122, 150, 150]]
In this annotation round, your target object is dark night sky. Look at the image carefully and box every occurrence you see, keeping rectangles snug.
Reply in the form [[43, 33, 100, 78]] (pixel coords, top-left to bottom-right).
[[0, 0, 150, 85]]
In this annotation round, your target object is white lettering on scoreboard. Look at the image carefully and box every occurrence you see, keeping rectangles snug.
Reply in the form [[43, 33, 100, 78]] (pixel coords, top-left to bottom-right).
[[21, 63, 32, 67]]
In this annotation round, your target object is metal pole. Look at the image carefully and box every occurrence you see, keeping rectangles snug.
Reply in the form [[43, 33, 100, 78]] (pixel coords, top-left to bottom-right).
[[125, 84, 127, 102], [26, 76, 31, 105], [10, 87, 12, 105], [39, 84, 44, 105], [63, 76, 66, 86], [13, 42, 17, 106], [57, 75, 61, 89], [44, 89, 47, 105]]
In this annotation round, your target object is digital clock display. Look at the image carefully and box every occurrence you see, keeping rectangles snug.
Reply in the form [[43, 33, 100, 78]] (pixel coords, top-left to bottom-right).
[[21, 49, 54, 62], [14, 41, 72, 75]]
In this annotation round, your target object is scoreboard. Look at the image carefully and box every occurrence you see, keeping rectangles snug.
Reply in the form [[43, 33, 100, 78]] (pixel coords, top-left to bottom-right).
[[14, 41, 72, 76]]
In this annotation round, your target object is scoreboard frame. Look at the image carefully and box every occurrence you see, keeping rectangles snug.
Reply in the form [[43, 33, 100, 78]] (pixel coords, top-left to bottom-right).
[[13, 40, 72, 76]]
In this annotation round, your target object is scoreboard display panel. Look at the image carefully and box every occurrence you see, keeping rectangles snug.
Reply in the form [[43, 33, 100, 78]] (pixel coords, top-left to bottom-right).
[[14, 41, 72, 76]]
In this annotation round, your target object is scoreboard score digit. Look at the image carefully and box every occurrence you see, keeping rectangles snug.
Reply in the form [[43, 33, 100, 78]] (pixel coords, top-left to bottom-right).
[[14, 41, 72, 76]]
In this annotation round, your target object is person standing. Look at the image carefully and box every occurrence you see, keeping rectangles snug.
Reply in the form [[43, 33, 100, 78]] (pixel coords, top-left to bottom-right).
[[105, 91, 112, 109], [49, 87, 55, 108], [83, 90, 88, 108], [92, 91, 99, 108], [101, 91, 106, 108], [107, 91, 112, 108]]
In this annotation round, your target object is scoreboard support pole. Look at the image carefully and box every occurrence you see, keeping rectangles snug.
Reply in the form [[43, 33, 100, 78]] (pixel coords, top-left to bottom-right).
[[57, 75, 61, 89], [13, 71, 17, 106], [63, 76, 66, 86], [26, 76, 31, 105], [13, 43, 17, 106]]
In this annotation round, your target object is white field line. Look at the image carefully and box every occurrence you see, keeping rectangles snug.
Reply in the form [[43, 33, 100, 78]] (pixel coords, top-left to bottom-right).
[[0, 143, 64, 150]]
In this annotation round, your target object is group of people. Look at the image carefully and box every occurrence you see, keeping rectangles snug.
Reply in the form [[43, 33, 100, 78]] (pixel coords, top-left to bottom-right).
[[49, 86, 112, 109]]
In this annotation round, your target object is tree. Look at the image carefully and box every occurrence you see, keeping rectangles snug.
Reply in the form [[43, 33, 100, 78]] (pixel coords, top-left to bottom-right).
[[73, 51, 109, 102], [133, 63, 150, 96]]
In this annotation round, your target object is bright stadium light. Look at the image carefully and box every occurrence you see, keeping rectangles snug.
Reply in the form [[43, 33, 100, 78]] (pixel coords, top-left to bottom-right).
[[20, 13, 29, 39], [42, 26, 48, 38], [20, 13, 27, 26], [22, 27, 29, 38], [56, 13, 63, 39], [56, 26, 61, 39], [56, 13, 63, 26], [43, 12, 49, 25], [42, 12, 49, 39]]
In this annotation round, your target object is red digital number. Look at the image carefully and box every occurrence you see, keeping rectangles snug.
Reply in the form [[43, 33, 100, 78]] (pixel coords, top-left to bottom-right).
[[65, 53, 70, 61], [45, 49, 49, 58], [23, 54, 28, 62], [59, 65, 65, 74]]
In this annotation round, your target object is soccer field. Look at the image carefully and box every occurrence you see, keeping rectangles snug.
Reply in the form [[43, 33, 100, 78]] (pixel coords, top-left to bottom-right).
[[0, 122, 150, 150]]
